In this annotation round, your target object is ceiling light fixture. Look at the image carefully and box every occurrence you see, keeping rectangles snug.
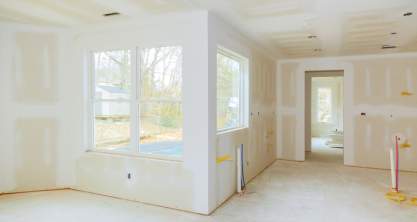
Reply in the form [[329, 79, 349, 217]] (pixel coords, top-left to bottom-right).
[[403, 12, 413, 16], [103, 12, 120, 17], [382, 45, 397, 49]]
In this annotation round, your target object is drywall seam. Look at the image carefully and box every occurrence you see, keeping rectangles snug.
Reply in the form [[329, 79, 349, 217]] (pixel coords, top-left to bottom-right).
[[277, 62, 283, 105], [0, 31, 15, 192], [278, 107, 297, 114], [0, 188, 70, 196], [406, 68, 413, 93], [276, 63, 283, 158], [365, 67, 371, 97], [277, 114, 283, 158], [42, 46, 51, 89], [385, 67, 392, 99], [70, 188, 208, 216], [353, 105, 417, 117], [295, 66, 305, 161], [289, 71, 295, 99], [342, 63, 355, 165], [278, 52, 417, 63], [365, 123, 371, 151]]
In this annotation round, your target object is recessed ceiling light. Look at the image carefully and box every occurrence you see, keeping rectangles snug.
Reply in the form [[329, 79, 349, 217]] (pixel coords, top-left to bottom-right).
[[403, 12, 413, 16], [382, 45, 397, 49], [103, 12, 120, 17], [308, 35, 317, 39]]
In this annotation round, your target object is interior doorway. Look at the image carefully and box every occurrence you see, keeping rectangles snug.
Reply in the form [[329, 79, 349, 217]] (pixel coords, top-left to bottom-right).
[[305, 71, 344, 164]]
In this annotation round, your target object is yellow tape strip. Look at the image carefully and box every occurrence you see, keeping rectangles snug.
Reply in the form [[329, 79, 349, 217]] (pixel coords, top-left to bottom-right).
[[401, 141, 412, 149], [410, 197, 417, 206], [216, 155, 232, 164], [385, 191, 406, 203], [401, 91, 413, 96]]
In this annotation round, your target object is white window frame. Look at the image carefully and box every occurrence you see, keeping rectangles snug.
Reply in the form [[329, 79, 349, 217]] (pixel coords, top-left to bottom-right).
[[87, 46, 183, 161], [216, 47, 249, 133]]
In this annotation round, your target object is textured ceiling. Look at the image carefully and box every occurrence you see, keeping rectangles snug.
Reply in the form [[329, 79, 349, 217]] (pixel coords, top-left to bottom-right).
[[1, 0, 417, 58]]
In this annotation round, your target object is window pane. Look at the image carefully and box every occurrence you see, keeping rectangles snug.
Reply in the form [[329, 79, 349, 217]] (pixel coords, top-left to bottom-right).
[[318, 88, 332, 123], [217, 52, 241, 131], [139, 46, 183, 156], [94, 50, 131, 100], [94, 101, 130, 150]]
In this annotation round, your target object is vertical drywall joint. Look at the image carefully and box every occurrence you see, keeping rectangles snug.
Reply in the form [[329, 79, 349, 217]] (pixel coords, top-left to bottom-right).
[[344, 63, 355, 166], [365, 123, 371, 151], [276, 63, 284, 158], [365, 67, 371, 97], [295, 66, 305, 161], [385, 67, 392, 99], [406, 67, 413, 93]]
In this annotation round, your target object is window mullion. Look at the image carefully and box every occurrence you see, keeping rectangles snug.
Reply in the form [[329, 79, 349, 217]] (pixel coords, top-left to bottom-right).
[[240, 61, 244, 127], [136, 47, 143, 152], [90, 52, 96, 149], [130, 47, 139, 153]]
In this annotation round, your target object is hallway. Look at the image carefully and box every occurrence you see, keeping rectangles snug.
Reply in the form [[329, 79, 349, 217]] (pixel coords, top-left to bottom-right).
[[307, 137, 344, 164]]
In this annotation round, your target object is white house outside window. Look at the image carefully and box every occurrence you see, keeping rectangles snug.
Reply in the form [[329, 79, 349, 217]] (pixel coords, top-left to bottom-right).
[[91, 46, 183, 158]]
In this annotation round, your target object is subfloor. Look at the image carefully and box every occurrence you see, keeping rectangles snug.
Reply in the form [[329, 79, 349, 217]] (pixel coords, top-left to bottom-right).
[[308, 136, 344, 164], [1, 149, 417, 222]]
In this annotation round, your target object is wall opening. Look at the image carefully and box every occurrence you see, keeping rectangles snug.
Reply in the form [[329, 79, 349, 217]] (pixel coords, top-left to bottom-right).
[[305, 71, 344, 164]]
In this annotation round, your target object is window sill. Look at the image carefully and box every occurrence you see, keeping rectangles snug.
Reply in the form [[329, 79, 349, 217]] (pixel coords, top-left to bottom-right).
[[217, 127, 248, 136], [86, 149, 183, 162]]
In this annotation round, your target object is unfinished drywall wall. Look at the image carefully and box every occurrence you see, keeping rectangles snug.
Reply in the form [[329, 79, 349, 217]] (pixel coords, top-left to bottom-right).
[[277, 54, 417, 171], [352, 58, 417, 106], [277, 62, 298, 160], [14, 33, 58, 103], [215, 130, 249, 206], [280, 115, 296, 159], [14, 118, 58, 191], [76, 153, 194, 210], [71, 11, 214, 214], [1, 11, 276, 214], [0, 23, 80, 193], [208, 14, 277, 209], [280, 63, 297, 107]]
